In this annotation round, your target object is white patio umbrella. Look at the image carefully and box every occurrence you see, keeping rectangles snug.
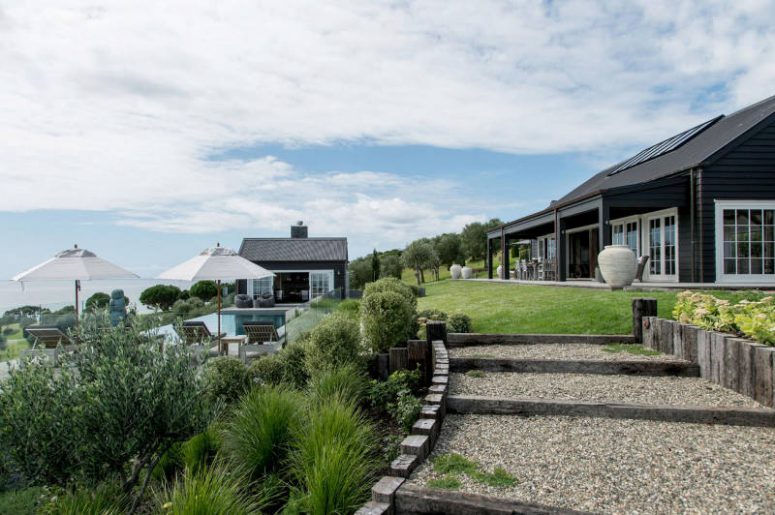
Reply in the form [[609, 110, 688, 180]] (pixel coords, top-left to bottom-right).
[[12, 245, 139, 320], [157, 244, 274, 347]]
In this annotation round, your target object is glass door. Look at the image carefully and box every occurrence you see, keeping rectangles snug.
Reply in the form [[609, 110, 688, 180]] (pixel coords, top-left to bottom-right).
[[310, 271, 334, 298], [645, 212, 677, 281]]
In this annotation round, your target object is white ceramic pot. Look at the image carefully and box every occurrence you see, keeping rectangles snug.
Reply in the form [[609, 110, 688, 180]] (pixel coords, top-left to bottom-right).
[[461, 266, 473, 279], [449, 264, 462, 280], [496, 265, 503, 279], [598, 245, 637, 289]]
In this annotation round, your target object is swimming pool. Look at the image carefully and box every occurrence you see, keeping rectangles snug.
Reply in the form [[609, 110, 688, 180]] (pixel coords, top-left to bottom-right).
[[192, 309, 287, 336], [156, 308, 289, 340]]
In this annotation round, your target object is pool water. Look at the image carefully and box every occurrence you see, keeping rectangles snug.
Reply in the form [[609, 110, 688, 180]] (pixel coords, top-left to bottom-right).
[[192, 310, 287, 336]]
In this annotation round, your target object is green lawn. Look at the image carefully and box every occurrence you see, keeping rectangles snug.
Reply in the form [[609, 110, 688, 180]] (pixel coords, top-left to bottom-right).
[[401, 259, 491, 285], [415, 281, 762, 335]]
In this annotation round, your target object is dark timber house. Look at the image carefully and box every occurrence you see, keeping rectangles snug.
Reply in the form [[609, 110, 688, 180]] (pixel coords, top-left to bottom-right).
[[487, 94, 775, 286], [236, 222, 348, 303]]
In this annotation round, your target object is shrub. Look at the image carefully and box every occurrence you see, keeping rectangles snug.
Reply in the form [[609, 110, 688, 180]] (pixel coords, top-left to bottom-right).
[[40, 481, 128, 515], [190, 281, 219, 302], [156, 466, 259, 515], [172, 297, 206, 318], [139, 284, 181, 311], [447, 312, 473, 333], [335, 299, 361, 318], [248, 355, 285, 387], [305, 312, 364, 374], [417, 308, 448, 321], [0, 487, 46, 515], [248, 343, 309, 390], [204, 357, 252, 406], [673, 291, 774, 345], [308, 365, 368, 405], [84, 292, 110, 311], [180, 424, 221, 475], [0, 320, 210, 504], [290, 399, 377, 514], [394, 392, 422, 433], [363, 277, 417, 311], [0, 363, 82, 485], [368, 368, 422, 433], [361, 291, 415, 352], [221, 387, 305, 480], [279, 342, 311, 389], [40, 481, 126, 515]]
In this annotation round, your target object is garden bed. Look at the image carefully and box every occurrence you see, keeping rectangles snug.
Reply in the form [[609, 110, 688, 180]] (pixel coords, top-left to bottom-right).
[[450, 343, 673, 361]]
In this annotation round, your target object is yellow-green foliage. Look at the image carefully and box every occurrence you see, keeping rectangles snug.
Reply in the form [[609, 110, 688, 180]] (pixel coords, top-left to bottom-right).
[[673, 291, 775, 345]]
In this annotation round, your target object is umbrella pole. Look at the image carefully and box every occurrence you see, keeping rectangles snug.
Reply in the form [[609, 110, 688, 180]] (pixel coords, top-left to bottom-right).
[[217, 279, 222, 355], [74, 279, 80, 322]]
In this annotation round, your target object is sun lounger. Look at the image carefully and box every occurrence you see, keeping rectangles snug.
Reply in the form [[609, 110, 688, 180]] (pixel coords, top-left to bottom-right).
[[177, 321, 224, 357], [21, 326, 76, 363], [239, 323, 285, 362]]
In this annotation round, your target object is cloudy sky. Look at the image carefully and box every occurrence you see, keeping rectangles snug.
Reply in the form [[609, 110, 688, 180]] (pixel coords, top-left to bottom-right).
[[1, 0, 774, 277]]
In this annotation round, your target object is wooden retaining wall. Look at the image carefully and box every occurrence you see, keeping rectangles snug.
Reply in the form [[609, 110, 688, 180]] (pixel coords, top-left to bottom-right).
[[355, 321, 451, 515], [643, 317, 775, 408]]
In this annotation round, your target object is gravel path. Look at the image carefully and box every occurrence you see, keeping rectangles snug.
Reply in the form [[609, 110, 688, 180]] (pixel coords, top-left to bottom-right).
[[410, 414, 775, 514], [450, 372, 763, 408], [450, 343, 677, 361]]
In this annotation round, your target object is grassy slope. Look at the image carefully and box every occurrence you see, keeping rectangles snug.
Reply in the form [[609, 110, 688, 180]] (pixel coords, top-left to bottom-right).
[[415, 280, 762, 335], [0, 323, 29, 361]]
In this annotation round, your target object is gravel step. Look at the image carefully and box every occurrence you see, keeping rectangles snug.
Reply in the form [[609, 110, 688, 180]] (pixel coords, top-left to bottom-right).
[[450, 343, 676, 361], [450, 372, 763, 408], [409, 414, 775, 514]]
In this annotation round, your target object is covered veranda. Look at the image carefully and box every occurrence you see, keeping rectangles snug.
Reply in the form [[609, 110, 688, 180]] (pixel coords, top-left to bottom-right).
[[486, 177, 691, 284]]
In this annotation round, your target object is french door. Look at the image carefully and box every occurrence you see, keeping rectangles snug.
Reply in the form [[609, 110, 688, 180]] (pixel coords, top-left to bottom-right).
[[645, 211, 678, 281]]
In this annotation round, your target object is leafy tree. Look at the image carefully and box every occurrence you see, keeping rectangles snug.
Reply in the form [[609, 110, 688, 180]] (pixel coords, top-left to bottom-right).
[[371, 249, 381, 282], [190, 281, 218, 302], [380, 254, 402, 280], [401, 240, 435, 285], [348, 256, 373, 290], [461, 218, 502, 261], [85, 292, 110, 311], [433, 233, 465, 267], [140, 284, 182, 311]]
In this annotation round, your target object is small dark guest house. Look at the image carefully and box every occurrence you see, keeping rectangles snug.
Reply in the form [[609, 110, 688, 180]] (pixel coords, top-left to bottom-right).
[[487, 94, 775, 286], [236, 222, 348, 303]]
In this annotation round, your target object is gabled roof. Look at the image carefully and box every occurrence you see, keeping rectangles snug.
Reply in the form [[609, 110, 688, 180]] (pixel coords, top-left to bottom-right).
[[554, 94, 775, 205], [239, 238, 348, 263]]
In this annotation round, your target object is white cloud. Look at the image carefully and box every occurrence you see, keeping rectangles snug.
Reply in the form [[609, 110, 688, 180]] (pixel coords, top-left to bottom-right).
[[0, 0, 773, 253]]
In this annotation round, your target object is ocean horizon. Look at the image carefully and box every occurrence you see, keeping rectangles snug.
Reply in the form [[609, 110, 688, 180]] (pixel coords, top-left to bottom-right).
[[0, 279, 200, 315]]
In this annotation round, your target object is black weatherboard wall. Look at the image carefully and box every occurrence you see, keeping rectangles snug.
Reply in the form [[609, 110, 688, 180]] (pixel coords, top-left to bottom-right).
[[236, 226, 349, 297], [699, 114, 775, 283]]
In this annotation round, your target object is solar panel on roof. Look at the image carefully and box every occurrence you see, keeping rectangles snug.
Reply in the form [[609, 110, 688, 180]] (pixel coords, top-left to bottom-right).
[[607, 115, 723, 176]]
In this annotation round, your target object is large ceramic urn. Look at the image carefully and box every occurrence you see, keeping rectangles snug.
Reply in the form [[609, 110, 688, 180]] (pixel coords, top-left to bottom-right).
[[597, 245, 637, 289], [496, 265, 503, 279], [449, 264, 462, 280], [461, 266, 473, 279]]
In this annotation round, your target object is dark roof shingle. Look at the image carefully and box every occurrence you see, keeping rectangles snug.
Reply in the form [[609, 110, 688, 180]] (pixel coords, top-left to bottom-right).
[[239, 238, 348, 262], [555, 94, 775, 205]]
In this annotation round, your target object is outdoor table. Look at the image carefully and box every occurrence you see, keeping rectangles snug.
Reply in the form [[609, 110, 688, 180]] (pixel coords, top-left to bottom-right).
[[221, 335, 247, 356]]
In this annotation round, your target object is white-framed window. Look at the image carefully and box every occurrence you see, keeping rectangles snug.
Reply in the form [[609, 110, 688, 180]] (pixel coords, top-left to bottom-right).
[[610, 217, 640, 256], [310, 271, 334, 297], [536, 234, 556, 261], [644, 209, 678, 281], [715, 200, 775, 283]]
